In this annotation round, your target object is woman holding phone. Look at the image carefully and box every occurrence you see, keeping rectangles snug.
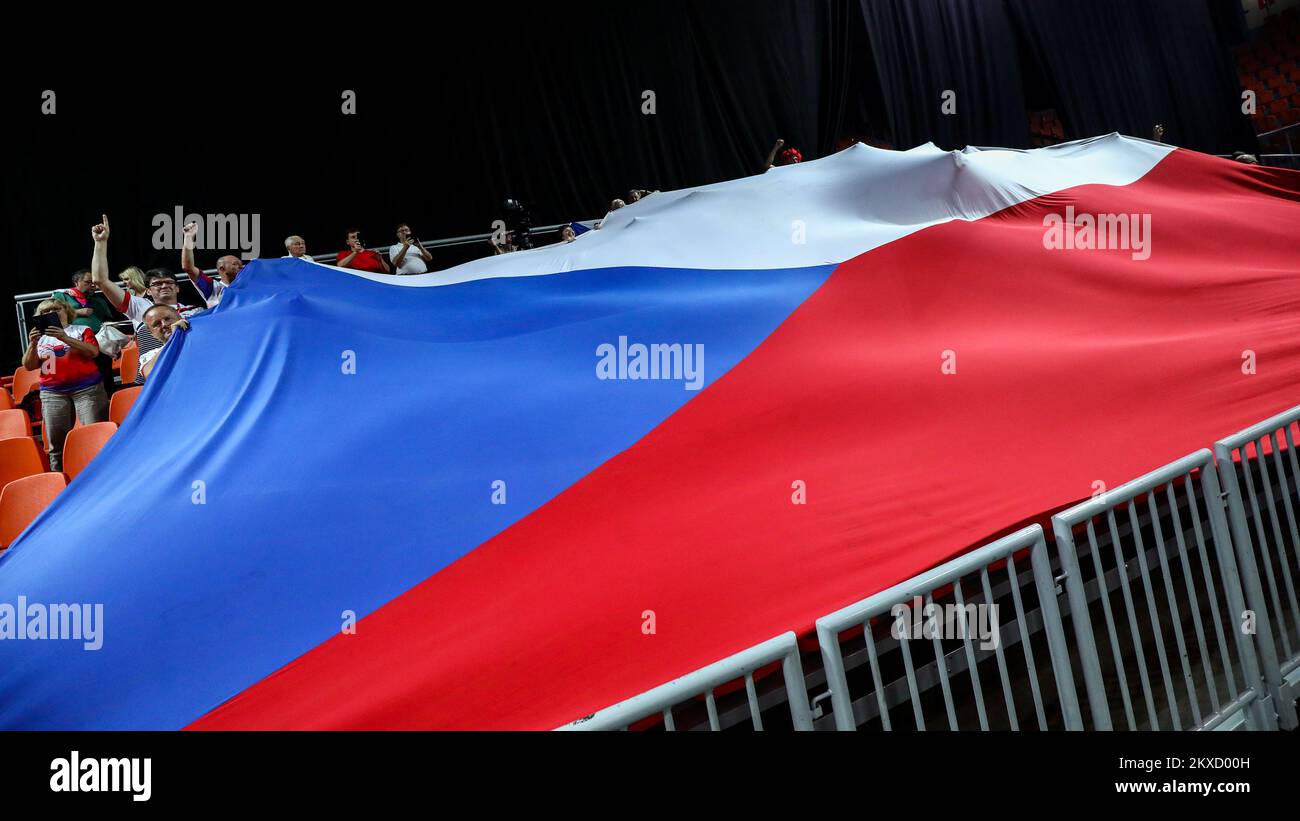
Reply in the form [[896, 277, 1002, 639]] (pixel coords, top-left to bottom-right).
[[22, 299, 109, 471]]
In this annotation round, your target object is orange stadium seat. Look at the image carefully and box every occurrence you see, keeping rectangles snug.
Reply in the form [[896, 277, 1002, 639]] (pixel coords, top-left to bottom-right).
[[118, 343, 139, 386], [0, 437, 45, 490], [0, 472, 66, 549], [0, 409, 33, 441], [0, 390, 13, 412], [11, 366, 40, 405], [62, 422, 117, 481], [110, 386, 142, 426]]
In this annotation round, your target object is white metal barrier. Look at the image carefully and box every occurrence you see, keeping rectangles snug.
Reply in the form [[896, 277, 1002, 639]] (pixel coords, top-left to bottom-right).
[[1051, 450, 1274, 731], [559, 405, 1300, 732], [565, 406, 1300, 732], [1214, 405, 1300, 729], [559, 632, 813, 731], [816, 525, 1081, 730]]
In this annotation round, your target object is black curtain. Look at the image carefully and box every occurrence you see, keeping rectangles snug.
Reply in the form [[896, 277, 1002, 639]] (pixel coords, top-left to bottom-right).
[[1006, 0, 1255, 152], [0, 1, 1262, 362], [460, 2, 834, 219], [0, 1, 861, 360], [859, 0, 1030, 149]]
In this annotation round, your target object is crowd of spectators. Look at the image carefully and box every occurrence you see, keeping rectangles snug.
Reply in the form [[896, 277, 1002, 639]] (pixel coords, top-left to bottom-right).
[[19, 148, 805, 468], [17, 209, 601, 469], [19, 216, 213, 469], [7, 122, 1281, 485]]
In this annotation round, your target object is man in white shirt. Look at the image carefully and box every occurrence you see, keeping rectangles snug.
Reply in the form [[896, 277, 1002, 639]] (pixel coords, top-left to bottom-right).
[[283, 235, 311, 261], [389, 223, 432, 275], [90, 215, 204, 384]]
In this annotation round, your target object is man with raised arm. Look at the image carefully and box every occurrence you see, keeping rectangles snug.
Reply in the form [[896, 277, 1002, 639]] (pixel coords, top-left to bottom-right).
[[180, 221, 242, 308], [91, 215, 204, 385]]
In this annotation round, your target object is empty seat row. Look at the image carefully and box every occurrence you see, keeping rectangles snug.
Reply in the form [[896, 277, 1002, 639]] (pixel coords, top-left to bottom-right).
[[0, 385, 144, 550], [0, 421, 120, 549]]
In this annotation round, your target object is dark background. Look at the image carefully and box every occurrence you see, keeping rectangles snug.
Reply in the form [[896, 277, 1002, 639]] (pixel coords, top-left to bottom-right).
[[0, 0, 1258, 361]]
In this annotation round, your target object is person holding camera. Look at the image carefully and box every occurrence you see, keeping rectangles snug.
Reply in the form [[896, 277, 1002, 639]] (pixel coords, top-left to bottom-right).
[[389, 223, 431, 275], [22, 299, 108, 471], [488, 230, 517, 255], [337, 230, 391, 273]]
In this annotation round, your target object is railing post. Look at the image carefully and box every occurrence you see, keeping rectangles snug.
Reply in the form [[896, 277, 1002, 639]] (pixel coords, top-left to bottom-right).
[[1213, 444, 1294, 730], [1201, 463, 1278, 730], [1031, 539, 1084, 729], [782, 644, 814, 731], [816, 621, 858, 731], [1051, 517, 1113, 729]]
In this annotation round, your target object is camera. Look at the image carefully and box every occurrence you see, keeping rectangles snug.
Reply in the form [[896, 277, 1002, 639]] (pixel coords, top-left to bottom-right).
[[502, 198, 534, 250]]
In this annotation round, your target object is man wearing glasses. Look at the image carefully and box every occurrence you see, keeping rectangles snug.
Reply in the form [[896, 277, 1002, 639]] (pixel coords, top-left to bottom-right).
[[89, 215, 204, 384]]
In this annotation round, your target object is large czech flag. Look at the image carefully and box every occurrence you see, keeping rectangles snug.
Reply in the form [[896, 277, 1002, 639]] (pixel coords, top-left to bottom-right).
[[1, 135, 1299, 729]]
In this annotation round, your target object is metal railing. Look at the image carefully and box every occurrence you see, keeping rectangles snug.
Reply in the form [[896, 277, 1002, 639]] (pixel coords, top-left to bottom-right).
[[1214, 406, 1300, 729], [571, 406, 1300, 732], [1214, 152, 1300, 169], [1256, 121, 1299, 156], [1051, 450, 1273, 731], [558, 632, 813, 731], [816, 525, 1081, 730]]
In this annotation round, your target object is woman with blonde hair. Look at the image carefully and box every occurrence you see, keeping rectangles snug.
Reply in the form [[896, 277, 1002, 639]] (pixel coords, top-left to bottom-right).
[[118, 266, 148, 296], [21, 299, 109, 471]]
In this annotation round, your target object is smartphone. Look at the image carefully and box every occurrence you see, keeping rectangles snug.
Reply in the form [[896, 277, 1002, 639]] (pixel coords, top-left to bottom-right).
[[33, 313, 63, 333]]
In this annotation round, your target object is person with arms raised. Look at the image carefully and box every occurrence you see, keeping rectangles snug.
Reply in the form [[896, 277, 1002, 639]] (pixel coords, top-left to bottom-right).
[[180, 221, 242, 308], [90, 215, 203, 385]]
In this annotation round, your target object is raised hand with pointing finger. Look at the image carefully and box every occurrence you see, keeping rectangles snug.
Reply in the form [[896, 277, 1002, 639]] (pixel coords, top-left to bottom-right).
[[91, 214, 110, 243]]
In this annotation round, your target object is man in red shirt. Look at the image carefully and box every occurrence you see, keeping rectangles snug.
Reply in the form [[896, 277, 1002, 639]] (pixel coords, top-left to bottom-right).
[[336, 230, 391, 274]]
